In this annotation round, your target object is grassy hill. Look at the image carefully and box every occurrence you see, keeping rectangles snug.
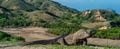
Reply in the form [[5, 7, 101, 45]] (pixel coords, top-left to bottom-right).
[[0, 0, 120, 40], [0, 0, 119, 23], [25, 0, 79, 16], [0, 0, 81, 26], [0, 0, 37, 10], [0, 0, 119, 31]]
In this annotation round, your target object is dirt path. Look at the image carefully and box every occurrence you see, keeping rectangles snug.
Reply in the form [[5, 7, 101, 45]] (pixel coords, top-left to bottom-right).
[[0, 27, 120, 48], [88, 38, 120, 47]]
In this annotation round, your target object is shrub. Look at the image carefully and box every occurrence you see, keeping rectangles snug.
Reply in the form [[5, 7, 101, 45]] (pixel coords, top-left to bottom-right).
[[92, 28, 120, 40], [0, 31, 25, 42], [46, 20, 81, 35], [0, 17, 32, 27], [0, 31, 11, 41]]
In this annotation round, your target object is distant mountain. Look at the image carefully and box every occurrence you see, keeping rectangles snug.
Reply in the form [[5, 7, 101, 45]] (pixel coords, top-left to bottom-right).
[[81, 9, 119, 22]]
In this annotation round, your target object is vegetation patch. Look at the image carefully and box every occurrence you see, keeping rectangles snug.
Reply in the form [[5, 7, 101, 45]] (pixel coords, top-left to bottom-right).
[[0, 17, 32, 27], [28, 44, 119, 49], [46, 21, 82, 35], [92, 28, 120, 40], [0, 31, 25, 42]]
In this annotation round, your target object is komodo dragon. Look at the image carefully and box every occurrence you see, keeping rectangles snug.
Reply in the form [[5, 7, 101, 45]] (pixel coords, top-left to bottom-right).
[[24, 29, 96, 46], [26, 29, 95, 45], [59, 29, 96, 46]]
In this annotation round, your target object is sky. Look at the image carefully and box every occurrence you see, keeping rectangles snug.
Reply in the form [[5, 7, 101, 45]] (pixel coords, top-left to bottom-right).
[[53, 0, 120, 13]]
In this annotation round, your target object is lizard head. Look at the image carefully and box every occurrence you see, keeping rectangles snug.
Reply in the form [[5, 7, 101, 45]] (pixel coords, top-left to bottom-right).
[[86, 29, 96, 37]]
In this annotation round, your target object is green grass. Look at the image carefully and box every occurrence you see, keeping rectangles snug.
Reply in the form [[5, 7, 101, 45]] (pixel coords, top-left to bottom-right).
[[28, 44, 119, 49], [0, 31, 25, 46], [1, 0, 36, 10], [0, 41, 24, 46], [92, 28, 120, 40], [0, 31, 25, 42]]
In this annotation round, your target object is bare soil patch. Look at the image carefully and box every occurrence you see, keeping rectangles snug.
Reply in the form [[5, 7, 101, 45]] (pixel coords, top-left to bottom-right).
[[0, 27, 57, 42]]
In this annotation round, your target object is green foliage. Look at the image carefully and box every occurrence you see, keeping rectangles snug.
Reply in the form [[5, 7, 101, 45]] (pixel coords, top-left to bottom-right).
[[46, 21, 81, 35], [93, 28, 120, 40], [0, 14, 5, 18], [29, 44, 119, 49], [110, 16, 120, 27], [0, 17, 32, 27], [1, 0, 37, 11], [10, 36, 25, 42], [99, 10, 118, 20], [0, 31, 25, 42], [0, 31, 11, 40], [46, 14, 92, 35]]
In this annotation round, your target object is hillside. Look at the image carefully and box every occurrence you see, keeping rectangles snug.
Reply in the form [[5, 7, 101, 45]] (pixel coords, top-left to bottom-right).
[[0, 0, 119, 34], [0, 0, 119, 22], [81, 9, 119, 22], [0, 0, 119, 33], [0, 0, 81, 26], [25, 0, 79, 16], [0, 6, 13, 18], [0, 0, 37, 10], [0, 0, 79, 16]]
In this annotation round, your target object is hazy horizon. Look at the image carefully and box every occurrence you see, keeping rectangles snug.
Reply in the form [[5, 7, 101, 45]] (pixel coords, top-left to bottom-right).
[[53, 0, 120, 13]]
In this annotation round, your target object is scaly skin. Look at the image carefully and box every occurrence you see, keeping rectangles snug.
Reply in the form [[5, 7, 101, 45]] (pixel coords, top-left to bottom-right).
[[60, 29, 96, 46]]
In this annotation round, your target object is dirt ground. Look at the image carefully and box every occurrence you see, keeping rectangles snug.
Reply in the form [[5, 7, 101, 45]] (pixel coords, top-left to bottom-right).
[[0, 27, 57, 42], [0, 27, 120, 49]]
